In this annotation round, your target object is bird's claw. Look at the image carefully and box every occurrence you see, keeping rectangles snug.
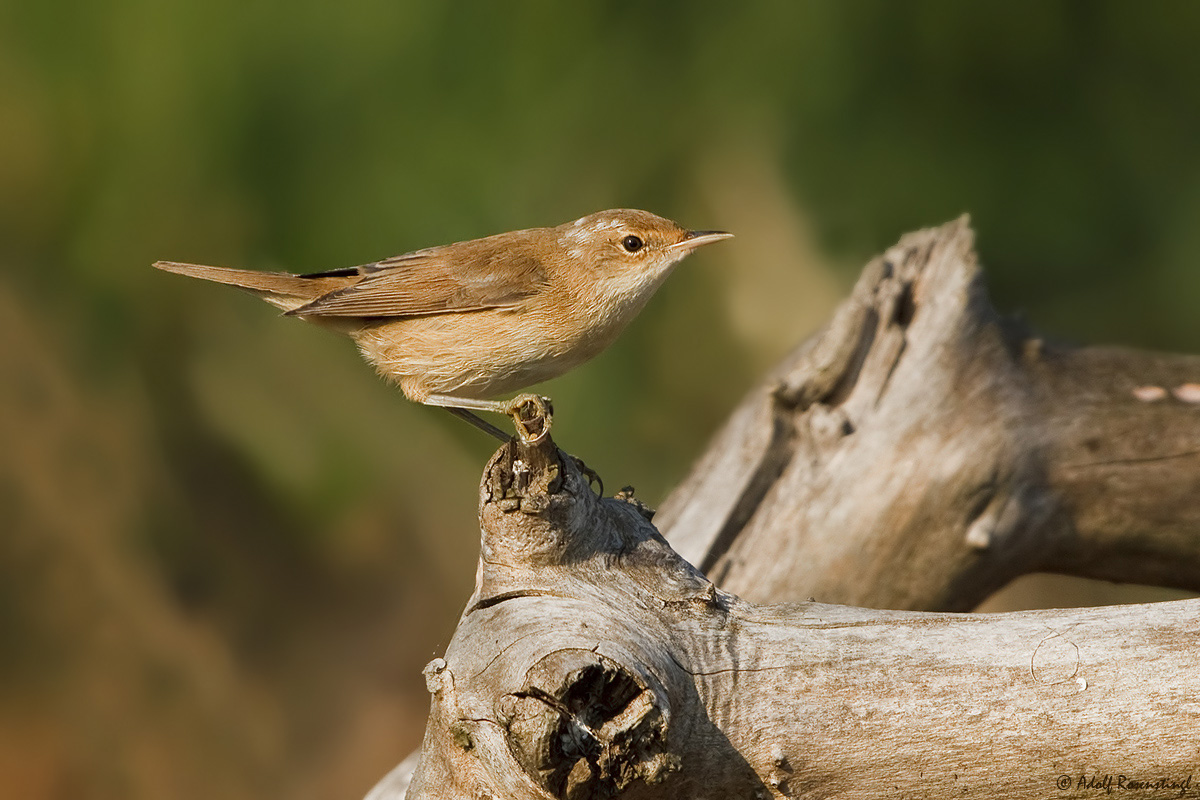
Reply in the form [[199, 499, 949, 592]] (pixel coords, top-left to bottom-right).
[[505, 394, 553, 444], [572, 456, 604, 498]]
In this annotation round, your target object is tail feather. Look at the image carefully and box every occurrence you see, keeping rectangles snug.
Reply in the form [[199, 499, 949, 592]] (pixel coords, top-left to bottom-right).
[[153, 261, 356, 312]]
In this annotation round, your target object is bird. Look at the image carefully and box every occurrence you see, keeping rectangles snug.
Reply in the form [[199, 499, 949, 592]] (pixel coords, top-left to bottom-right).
[[155, 208, 732, 442]]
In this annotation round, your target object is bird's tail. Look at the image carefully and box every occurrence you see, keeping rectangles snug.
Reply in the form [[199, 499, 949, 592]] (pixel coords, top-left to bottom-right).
[[153, 261, 355, 313]]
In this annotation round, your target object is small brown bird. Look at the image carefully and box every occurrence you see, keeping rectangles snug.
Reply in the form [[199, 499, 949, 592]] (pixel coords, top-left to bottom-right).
[[155, 209, 731, 441]]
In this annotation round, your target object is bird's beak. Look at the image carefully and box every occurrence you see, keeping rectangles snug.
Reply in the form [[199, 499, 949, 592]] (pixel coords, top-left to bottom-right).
[[671, 230, 734, 251]]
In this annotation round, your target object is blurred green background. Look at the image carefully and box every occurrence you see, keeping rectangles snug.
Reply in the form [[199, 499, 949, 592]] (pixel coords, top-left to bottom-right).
[[2, 1, 1199, 798]]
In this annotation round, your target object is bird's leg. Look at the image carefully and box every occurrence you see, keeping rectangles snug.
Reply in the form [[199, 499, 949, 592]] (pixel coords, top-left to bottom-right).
[[424, 394, 554, 444], [441, 407, 511, 443]]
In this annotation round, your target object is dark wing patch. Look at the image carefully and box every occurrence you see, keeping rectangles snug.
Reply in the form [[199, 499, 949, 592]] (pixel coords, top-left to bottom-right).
[[286, 243, 548, 318], [297, 266, 363, 279]]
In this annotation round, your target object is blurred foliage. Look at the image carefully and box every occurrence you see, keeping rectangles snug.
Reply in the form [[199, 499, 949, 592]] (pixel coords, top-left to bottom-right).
[[1, 1, 1198, 798]]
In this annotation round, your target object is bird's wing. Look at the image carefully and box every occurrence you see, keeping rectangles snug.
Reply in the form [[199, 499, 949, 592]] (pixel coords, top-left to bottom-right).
[[286, 241, 548, 318]]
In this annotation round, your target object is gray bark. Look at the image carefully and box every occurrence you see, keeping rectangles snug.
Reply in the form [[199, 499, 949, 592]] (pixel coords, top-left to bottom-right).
[[400, 437, 1199, 799], [373, 220, 1200, 799], [658, 217, 1200, 610]]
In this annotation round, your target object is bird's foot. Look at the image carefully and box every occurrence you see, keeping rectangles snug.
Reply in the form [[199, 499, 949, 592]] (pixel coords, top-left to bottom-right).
[[504, 394, 553, 444], [572, 456, 604, 498]]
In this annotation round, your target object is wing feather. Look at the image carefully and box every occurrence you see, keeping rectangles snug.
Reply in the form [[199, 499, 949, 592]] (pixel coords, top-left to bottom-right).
[[286, 238, 548, 318]]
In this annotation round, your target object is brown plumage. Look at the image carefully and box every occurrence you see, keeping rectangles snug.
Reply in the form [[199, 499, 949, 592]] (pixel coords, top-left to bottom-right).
[[155, 209, 731, 437]]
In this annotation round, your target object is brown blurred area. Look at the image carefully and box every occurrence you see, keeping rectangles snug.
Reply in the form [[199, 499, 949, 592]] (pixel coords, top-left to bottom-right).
[[0, 280, 469, 798], [2, 2, 1199, 798]]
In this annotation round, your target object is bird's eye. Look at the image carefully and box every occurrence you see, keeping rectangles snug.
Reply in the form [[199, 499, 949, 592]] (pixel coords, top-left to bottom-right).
[[621, 235, 644, 253]]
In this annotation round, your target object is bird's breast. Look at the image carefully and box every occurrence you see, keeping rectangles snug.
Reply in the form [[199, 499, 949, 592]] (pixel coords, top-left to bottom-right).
[[349, 271, 665, 401]]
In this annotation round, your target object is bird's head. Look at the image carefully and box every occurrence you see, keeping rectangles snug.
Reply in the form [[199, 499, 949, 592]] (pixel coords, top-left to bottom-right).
[[555, 209, 732, 306]]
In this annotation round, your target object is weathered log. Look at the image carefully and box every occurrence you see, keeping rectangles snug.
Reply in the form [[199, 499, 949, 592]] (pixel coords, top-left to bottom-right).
[[397, 435, 1199, 799], [658, 218, 1200, 610], [370, 220, 1200, 798]]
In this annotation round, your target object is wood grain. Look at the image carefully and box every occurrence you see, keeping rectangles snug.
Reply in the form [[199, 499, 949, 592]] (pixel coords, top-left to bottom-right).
[[658, 218, 1200, 610]]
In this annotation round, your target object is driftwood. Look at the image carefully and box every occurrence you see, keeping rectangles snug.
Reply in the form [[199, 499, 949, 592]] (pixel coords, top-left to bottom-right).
[[659, 217, 1200, 610], [371, 220, 1200, 799]]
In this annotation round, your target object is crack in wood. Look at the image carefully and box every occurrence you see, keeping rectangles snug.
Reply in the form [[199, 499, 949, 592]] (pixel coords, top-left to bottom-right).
[[698, 403, 796, 577], [1060, 449, 1200, 470], [468, 589, 567, 614]]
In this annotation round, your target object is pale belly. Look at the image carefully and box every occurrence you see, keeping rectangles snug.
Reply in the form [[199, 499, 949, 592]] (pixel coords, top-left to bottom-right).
[[350, 306, 620, 402]]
